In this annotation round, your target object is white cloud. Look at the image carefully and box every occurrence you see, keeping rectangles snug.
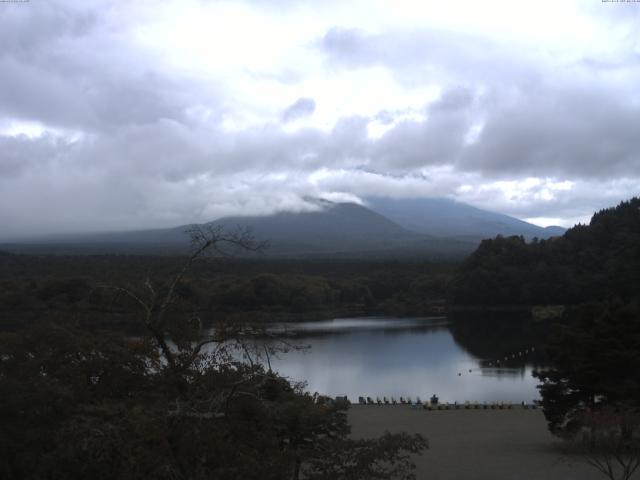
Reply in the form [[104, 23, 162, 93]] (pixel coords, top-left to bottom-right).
[[0, 0, 638, 238]]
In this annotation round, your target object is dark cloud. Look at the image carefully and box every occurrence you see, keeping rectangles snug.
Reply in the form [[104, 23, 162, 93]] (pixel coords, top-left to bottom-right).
[[0, 2, 97, 54], [461, 177, 640, 226], [461, 85, 640, 179], [0, 1, 202, 132], [0, 134, 72, 177], [0, 1, 638, 238], [370, 87, 474, 172], [319, 24, 640, 181], [0, 54, 197, 132], [282, 97, 316, 122]]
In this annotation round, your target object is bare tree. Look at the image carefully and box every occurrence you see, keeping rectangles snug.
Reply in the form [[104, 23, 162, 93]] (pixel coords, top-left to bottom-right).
[[105, 225, 265, 368], [568, 407, 640, 480], [7, 224, 428, 479], [95, 225, 276, 421]]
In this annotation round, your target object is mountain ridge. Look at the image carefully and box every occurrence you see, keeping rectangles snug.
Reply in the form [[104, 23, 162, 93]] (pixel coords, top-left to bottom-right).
[[0, 198, 565, 258], [365, 197, 565, 240]]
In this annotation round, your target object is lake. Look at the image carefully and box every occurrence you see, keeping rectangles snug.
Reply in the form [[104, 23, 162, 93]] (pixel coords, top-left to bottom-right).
[[262, 316, 543, 403]]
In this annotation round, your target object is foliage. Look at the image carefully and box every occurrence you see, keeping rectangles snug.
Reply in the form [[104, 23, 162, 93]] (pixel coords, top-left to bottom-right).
[[534, 302, 640, 435], [0, 227, 427, 480], [451, 197, 640, 306], [0, 254, 454, 331], [533, 301, 640, 480], [567, 408, 640, 480], [0, 321, 160, 479]]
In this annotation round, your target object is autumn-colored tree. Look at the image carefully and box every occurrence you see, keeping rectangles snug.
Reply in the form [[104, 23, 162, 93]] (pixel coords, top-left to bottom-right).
[[535, 302, 640, 480], [0, 226, 427, 479]]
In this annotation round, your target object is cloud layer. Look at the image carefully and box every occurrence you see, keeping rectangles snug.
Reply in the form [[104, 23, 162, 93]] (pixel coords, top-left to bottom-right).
[[1, 0, 639, 238]]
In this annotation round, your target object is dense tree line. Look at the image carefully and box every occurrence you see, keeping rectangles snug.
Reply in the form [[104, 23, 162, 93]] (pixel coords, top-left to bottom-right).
[[449, 197, 640, 473], [532, 300, 640, 480], [0, 319, 428, 479], [0, 229, 427, 479], [454, 199, 640, 477], [0, 255, 453, 331], [451, 198, 640, 306], [534, 301, 640, 435]]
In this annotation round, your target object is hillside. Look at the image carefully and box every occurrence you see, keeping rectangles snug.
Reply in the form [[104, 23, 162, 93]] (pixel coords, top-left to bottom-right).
[[0, 200, 475, 258], [213, 199, 422, 255], [365, 197, 565, 240], [451, 197, 640, 305], [1, 198, 570, 259]]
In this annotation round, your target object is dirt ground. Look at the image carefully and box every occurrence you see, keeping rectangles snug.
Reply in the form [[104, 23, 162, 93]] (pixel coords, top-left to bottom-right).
[[348, 405, 605, 480]]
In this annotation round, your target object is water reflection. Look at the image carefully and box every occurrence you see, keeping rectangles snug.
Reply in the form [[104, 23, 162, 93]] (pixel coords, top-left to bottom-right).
[[266, 316, 449, 335], [264, 316, 542, 403]]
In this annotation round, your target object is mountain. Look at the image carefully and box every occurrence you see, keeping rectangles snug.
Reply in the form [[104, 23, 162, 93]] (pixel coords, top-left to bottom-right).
[[0, 198, 566, 258], [212, 199, 425, 255], [365, 197, 565, 240], [1, 199, 476, 258]]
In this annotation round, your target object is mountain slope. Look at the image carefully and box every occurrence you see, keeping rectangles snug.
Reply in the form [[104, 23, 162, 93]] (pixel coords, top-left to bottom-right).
[[1, 198, 566, 258], [212, 200, 424, 254], [365, 197, 565, 240], [2, 200, 476, 257]]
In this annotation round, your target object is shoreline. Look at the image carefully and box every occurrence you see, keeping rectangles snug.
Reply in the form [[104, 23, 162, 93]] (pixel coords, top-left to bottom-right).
[[348, 405, 601, 480]]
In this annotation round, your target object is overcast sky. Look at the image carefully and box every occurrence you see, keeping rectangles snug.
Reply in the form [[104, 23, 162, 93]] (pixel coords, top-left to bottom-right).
[[1, 0, 639, 238]]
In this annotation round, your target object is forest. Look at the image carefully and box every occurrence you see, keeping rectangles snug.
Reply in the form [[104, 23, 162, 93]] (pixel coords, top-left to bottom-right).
[[0, 254, 453, 332], [2, 199, 639, 479], [451, 198, 640, 307], [451, 198, 640, 479], [0, 228, 430, 479]]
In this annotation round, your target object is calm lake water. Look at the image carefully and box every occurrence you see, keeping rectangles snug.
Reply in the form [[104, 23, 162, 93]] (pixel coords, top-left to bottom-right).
[[263, 316, 543, 403]]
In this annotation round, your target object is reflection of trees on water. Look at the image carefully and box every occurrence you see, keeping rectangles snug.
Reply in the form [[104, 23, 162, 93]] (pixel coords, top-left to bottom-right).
[[263, 320, 450, 340], [449, 311, 548, 375], [246, 316, 544, 400]]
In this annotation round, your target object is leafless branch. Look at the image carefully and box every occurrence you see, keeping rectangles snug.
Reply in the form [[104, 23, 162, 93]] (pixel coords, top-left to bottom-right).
[[263, 344, 272, 372]]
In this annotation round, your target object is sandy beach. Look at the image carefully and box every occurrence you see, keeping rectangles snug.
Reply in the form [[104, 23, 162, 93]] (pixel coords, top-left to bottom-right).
[[348, 405, 604, 480]]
